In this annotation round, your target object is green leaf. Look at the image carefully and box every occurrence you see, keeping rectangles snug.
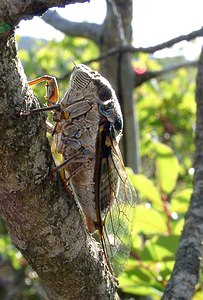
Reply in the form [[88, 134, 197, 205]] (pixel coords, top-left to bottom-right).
[[132, 204, 168, 235], [119, 264, 164, 297], [128, 173, 162, 207], [120, 284, 163, 298], [119, 265, 152, 283], [155, 143, 180, 194], [140, 235, 179, 262], [172, 218, 185, 235], [170, 188, 192, 213], [193, 290, 203, 300]]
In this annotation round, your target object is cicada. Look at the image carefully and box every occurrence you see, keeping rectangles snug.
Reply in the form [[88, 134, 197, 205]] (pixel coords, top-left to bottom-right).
[[21, 64, 137, 275]]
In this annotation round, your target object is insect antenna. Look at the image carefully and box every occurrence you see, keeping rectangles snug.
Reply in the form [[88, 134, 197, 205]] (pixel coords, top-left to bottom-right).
[[70, 58, 77, 67]]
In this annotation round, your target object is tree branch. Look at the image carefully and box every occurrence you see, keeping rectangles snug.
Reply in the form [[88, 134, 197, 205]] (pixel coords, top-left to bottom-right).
[[0, 0, 89, 25], [64, 26, 203, 63], [42, 9, 102, 44], [162, 47, 203, 299], [134, 60, 198, 87], [135, 26, 203, 53]]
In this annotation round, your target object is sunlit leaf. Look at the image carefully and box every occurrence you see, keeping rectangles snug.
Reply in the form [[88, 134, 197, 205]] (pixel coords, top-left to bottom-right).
[[119, 259, 164, 297], [128, 171, 162, 207], [170, 188, 192, 213], [155, 142, 180, 194], [132, 204, 168, 235], [172, 218, 185, 235], [122, 285, 163, 298], [139, 235, 179, 262], [193, 290, 203, 300]]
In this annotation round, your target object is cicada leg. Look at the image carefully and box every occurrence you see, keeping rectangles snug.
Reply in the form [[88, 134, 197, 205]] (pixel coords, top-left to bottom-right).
[[20, 76, 60, 117], [51, 150, 82, 184], [28, 75, 59, 107], [23, 76, 64, 180], [46, 121, 55, 135], [52, 150, 83, 174]]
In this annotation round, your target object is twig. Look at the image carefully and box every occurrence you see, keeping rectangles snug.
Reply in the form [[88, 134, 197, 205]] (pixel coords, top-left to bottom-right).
[[76, 26, 203, 64], [134, 60, 198, 87]]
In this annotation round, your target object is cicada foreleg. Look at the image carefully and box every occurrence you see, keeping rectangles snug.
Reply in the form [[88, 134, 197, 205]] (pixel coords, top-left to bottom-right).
[[20, 75, 61, 117], [21, 75, 62, 156], [21, 75, 65, 178], [28, 75, 59, 107]]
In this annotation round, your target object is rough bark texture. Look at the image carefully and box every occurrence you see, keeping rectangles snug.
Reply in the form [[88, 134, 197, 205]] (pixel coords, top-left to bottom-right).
[[0, 0, 88, 24], [162, 46, 203, 300], [0, 1, 119, 299]]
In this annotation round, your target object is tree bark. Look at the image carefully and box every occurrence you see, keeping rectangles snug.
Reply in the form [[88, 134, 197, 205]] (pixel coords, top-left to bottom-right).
[[162, 46, 203, 300], [0, 1, 119, 299], [0, 0, 88, 24]]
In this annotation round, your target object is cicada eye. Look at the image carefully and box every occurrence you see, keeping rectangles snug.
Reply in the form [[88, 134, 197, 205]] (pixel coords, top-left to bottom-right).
[[94, 79, 112, 102], [98, 85, 112, 102]]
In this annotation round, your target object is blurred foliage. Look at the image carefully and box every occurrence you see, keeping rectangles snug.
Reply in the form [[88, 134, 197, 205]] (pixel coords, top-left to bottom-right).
[[18, 35, 99, 101], [1, 34, 198, 299], [118, 54, 198, 299]]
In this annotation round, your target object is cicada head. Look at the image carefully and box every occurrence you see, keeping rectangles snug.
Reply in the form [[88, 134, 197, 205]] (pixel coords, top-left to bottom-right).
[[61, 64, 98, 107], [70, 64, 93, 90]]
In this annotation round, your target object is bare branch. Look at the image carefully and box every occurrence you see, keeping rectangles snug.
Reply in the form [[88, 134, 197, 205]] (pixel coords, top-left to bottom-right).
[[66, 26, 203, 63], [135, 26, 203, 53], [162, 47, 203, 299], [42, 9, 102, 44], [0, 0, 89, 25]]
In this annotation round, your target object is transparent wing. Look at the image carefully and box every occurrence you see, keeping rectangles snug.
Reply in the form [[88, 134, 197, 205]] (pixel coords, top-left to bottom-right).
[[95, 122, 137, 276]]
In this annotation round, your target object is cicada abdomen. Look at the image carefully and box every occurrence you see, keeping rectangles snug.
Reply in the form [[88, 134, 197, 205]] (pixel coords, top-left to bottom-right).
[[53, 64, 137, 275]]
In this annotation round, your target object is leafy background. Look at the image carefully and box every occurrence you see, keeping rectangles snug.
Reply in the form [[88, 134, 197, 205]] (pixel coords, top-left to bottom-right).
[[0, 35, 200, 299]]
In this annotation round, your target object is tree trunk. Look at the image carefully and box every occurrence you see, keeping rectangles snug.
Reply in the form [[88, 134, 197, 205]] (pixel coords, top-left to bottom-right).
[[0, 1, 119, 299], [100, 0, 140, 172], [162, 45, 203, 300]]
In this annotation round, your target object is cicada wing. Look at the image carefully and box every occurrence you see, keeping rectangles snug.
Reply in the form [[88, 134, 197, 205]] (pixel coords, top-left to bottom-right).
[[95, 124, 137, 276], [103, 144, 137, 275]]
